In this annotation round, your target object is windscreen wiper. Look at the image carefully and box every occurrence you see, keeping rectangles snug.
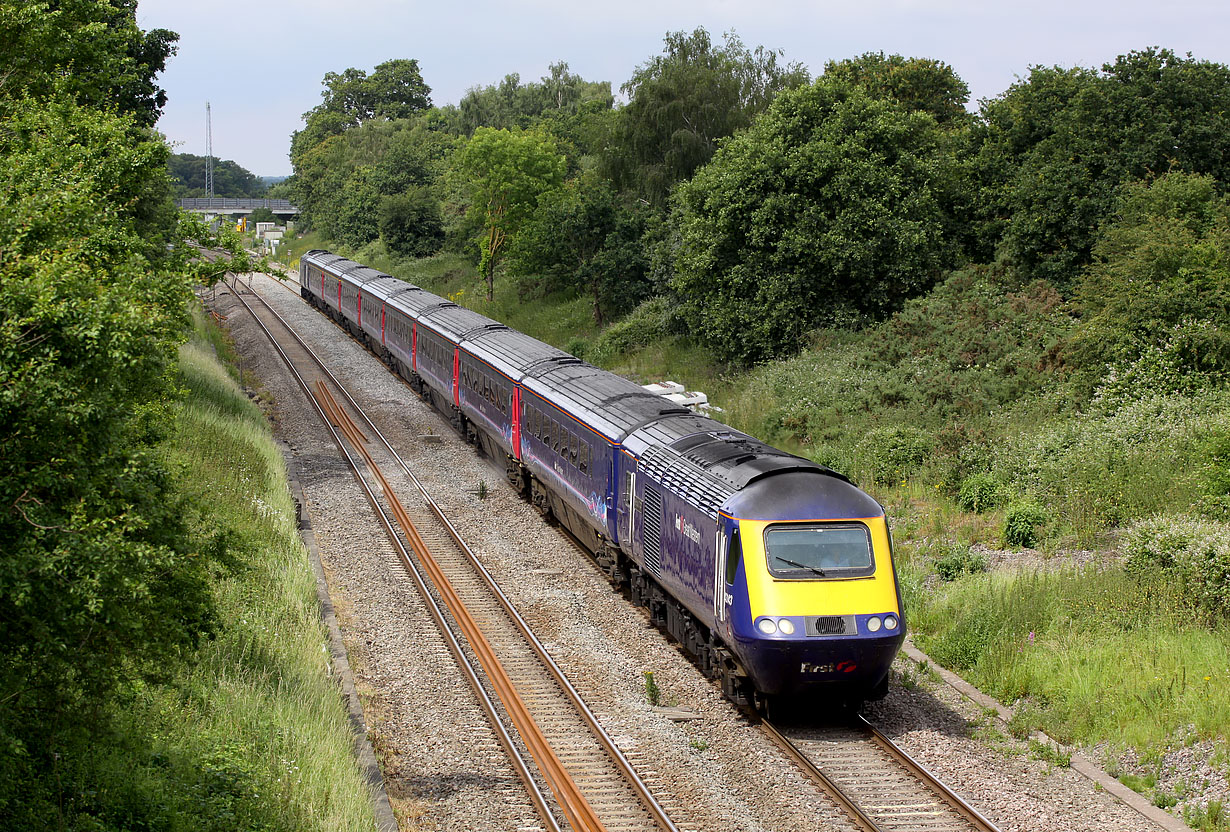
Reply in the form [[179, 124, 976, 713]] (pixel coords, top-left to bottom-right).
[[774, 556, 825, 577]]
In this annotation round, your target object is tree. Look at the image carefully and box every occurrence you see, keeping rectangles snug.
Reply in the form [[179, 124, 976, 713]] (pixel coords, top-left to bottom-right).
[[452, 128, 566, 300], [0, 91, 219, 808], [975, 48, 1230, 285], [604, 28, 809, 207], [0, 0, 178, 126], [508, 174, 650, 323], [380, 187, 444, 257], [453, 62, 614, 136], [822, 52, 971, 128], [291, 58, 432, 162], [168, 152, 266, 197], [1067, 172, 1230, 392], [671, 78, 962, 363]]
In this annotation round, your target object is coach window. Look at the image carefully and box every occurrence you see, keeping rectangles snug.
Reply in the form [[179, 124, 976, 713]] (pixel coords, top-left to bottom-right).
[[578, 442, 589, 475]]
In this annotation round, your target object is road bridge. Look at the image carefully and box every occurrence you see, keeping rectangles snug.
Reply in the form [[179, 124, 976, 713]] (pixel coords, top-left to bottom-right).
[[178, 198, 300, 218]]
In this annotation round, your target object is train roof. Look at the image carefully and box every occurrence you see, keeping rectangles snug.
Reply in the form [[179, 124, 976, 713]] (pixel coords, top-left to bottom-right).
[[523, 363, 693, 443], [385, 285, 454, 318], [344, 265, 392, 285], [360, 276, 413, 301], [303, 250, 366, 276], [463, 328, 573, 381], [419, 304, 504, 343]]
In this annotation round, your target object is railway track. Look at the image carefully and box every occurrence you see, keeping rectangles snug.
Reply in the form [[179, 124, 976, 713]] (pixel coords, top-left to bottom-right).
[[222, 282, 680, 832], [223, 273, 1004, 832], [763, 714, 1001, 832]]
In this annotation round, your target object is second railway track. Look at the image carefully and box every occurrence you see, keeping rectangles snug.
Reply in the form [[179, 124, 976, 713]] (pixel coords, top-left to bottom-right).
[[223, 281, 681, 832]]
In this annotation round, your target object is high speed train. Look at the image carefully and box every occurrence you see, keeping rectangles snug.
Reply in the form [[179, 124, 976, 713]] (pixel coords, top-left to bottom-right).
[[299, 250, 904, 707]]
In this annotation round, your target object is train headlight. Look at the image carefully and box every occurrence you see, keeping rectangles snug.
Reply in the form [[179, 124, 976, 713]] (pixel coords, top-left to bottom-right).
[[778, 618, 796, 635], [884, 616, 898, 631], [866, 616, 882, 633], [756, 617, 778, 635]]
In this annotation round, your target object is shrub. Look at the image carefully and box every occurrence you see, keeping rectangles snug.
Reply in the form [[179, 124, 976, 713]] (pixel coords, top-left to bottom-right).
[[934, 546, 989, 581], [958, 473, 1002, 513], [1124, 515, 1230, 616], [856, 426, 933, 485], [586, 296, 676, 366], [1003, 501, 1048, 547]]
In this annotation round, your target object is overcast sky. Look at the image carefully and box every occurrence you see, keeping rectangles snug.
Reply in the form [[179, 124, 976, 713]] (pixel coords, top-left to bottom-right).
[[136, 0, 1230, 178]]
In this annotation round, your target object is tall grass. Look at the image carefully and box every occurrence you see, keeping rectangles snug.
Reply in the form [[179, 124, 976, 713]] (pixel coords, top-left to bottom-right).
[[913, 566, 1230, 751], [113, 308, 377, 831]]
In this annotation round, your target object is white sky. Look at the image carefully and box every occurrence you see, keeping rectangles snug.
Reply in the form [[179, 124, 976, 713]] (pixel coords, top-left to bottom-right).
[[136, 0, 1230, 177]]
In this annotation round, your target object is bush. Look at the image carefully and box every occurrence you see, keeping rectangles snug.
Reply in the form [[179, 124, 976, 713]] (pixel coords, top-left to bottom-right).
[[1124, 515, 1230, 616], [585, 296, 676, 366], [934, 545, 989, 581], [1003, 501, 1048, 547], [958, 473, 1002, 513], [856, 426, 932, 485]]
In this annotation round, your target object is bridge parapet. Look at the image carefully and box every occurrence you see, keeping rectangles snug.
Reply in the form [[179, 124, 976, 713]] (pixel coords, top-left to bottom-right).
[[178, 198, 300, 215]]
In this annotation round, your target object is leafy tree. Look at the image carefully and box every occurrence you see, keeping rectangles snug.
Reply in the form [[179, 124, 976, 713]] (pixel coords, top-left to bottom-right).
[[168, 152, 266, 197], [605, 27, 809, 207], [249, 206, 276, 224], [451, 127, 566, 300], [380, 187, 444, 257], [453, 62, 613, 136], [291, 58, 432, 162], [975, 48, 1230, 285], [671, 78, 962, 363], [822, 52, 971, 128], [508, 173, 650, 323], [0, 91, 218, 810], [1067, 172, 1230, 392], [0, 0, 178, 126]]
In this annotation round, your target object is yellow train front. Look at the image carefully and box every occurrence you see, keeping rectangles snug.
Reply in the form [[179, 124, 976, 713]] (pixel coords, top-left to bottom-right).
[[718, 469, 904, 704]]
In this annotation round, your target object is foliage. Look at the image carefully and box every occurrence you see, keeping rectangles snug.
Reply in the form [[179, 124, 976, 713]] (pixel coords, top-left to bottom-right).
[[451, 127, 566, 299], [0, 0, 178, 126], [910, 566, 1230, 764], [292, 116, 454, 250], [508, 173, 650, 322], [958, 473, 1003, 513], [168, 152, 266, 197], [0, 87, 222, 817], [605, 27, 809, 207], [1125, 515, 1230, 618], [290, 58, 432, 162], [1068, 172, 1230, 396], [449, 61, 614, 137], [855, 426, 933, 485], [380, 186, 444, 257], [974, 49, 1230, 285], [583, 297, 678, 366], [1002, 501, 1048, 547], [672, 77, 963, 363], [822, 52, 971, 128], [933, 544, 989, 581]]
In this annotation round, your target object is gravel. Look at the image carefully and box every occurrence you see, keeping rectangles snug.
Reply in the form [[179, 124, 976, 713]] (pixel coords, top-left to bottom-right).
[[209, 272, 1205, 832]]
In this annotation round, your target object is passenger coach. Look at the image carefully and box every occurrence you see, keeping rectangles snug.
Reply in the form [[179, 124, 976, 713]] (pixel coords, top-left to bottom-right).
[[299, 250, 905, 707]]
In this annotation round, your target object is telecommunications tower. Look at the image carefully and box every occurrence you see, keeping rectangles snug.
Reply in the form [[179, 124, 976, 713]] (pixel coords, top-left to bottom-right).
[[205, 101, 214, 199]]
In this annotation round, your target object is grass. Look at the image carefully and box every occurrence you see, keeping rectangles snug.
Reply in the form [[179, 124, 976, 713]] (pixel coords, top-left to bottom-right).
[[109, 306, 377, 831]]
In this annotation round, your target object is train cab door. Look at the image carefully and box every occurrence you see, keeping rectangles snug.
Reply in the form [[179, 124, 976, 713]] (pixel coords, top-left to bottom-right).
[[714, 518, 738, 639]]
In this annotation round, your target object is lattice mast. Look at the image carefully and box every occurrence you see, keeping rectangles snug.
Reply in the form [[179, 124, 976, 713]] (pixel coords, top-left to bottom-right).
[[205, 101, 214, 199]]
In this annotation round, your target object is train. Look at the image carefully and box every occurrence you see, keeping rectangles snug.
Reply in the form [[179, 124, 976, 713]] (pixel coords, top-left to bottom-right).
[[298, 250, 905, 709]]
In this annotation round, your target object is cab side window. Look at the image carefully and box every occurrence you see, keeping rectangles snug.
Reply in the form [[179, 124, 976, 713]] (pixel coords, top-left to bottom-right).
[[726, 531, 741, 585]]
